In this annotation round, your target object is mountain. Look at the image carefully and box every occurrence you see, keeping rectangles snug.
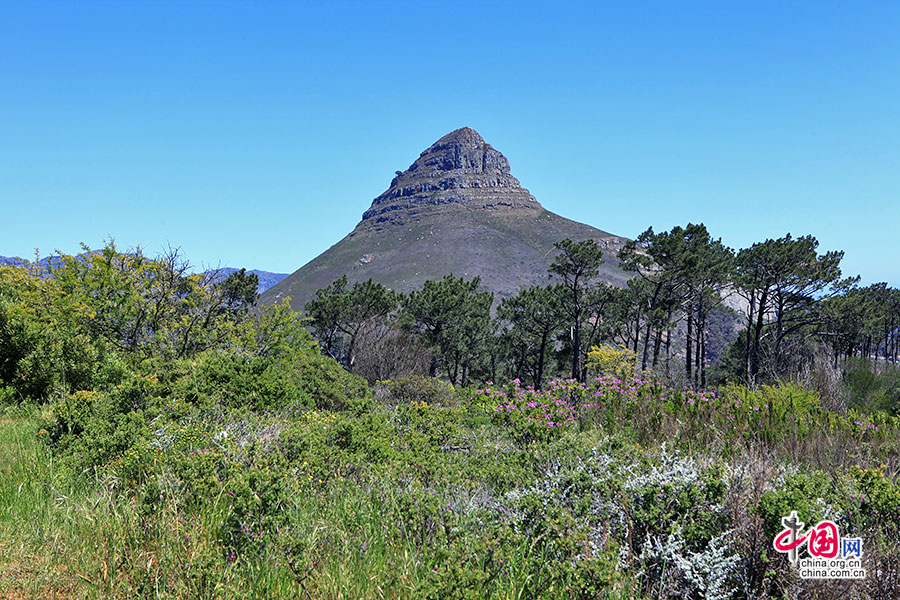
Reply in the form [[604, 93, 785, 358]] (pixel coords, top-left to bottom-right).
[[0, 255, 60, 269], [0, 256, 25, 267], [262, 127, 632, 309], [1, 254, 286, 295], [207, 267, 289, 294]]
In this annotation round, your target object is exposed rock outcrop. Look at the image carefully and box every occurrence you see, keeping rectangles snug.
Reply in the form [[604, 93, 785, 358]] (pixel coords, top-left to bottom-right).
[[361, 127, 539, 222]]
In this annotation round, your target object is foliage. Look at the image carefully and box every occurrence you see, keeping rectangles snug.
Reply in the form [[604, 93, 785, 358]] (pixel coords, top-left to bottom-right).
[[376, 375, 457, 406], [5, 237, 900, 599], [497, 284, 565, 390], [549, 238, 604, 381], [843, 359, 900, 414], [475, 378, 579, 443], [304, 276, 399, 371], [586, 344, 638, 380], [192, 352, 312, 411], [399, 275, 493, 385], [736, 233, 851, 382], [618, 223, 733, 387]]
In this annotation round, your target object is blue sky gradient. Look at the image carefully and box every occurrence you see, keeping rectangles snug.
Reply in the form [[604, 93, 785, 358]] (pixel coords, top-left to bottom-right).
[[1, 1, 898, 285]]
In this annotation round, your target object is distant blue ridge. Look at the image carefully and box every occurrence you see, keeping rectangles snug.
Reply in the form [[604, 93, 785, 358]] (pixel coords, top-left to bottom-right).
[[205, 267, 290, 294], [0, 255, 288, 295]]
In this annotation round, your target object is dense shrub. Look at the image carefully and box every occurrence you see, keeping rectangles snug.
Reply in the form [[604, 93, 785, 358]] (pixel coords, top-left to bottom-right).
[[755, 469, 847, 539], [292, 350, 371, 411], [376, 375, 457, 406], [844, 359, 900, 414], [193, 352, 312, 411]]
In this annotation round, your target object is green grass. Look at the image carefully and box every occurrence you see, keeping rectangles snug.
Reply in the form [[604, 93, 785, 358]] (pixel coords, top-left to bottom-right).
[[3, 374, 899, 599], [0, 405, 77, 598], [0, 407, 285, 598], [0, 402, 646, 599]]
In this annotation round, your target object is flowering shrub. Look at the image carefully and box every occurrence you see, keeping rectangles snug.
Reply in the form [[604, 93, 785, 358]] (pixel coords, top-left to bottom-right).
[[849, 464, 900, 531], [470, 377, 900, 461], [473, 378, 577, 442], [586, 344, 638, 380]]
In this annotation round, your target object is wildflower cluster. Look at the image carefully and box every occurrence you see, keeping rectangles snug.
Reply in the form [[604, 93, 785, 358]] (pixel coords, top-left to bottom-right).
[[472, 376, 900, 454], [475, 378, 577, 439], [300, 409, 338, 429]]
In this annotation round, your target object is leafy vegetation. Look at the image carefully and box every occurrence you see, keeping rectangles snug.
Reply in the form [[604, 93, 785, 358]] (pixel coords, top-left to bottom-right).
[[2, 237, 900, 599]]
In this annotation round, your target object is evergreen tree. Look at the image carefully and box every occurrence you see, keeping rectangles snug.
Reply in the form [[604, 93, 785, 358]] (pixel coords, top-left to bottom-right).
[[497, 284, 565, 389], [304, 276, 399, 372], [549, 238, 604, 381], [619, 223, 734, 385], [736, 234, 850, 382], [399, 275, 493, 385], [218, 268, 259, 312]]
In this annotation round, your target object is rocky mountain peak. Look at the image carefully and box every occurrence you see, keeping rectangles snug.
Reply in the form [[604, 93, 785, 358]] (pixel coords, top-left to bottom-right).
[[361, 127, 539, 223], [433, 126, 484, 145], [262, 128, 630, 309]]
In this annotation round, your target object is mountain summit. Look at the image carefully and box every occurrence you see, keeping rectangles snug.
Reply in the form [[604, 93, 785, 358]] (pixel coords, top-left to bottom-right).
[[361, 127, 539, 222], [262, 128, 630, 308]]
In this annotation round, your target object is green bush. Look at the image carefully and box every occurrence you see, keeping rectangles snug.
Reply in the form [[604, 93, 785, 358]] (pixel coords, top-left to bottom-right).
[[277, 409, 346, 482], [51, 389, 100, 436], [756, 469, 847, 539], [194, 352, 311, 411], [292, 350, 371, 412], [376, 375, 456, 406], [0, 385, 15, 404], [844, 359, 900, 414], [850, 464, 900, 532], [59, 408, 151, 473]]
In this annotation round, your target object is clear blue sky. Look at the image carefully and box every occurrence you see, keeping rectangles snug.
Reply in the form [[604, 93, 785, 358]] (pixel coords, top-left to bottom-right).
[[2, 1, 898, 286]]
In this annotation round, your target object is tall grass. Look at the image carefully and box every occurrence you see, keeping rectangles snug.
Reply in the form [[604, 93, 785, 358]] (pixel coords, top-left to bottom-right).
[[1, 406, 597, 599], [3, 373, 899, 598]]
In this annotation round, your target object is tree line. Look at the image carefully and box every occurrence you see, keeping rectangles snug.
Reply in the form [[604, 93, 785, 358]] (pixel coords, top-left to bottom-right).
[[306, 223, 900, 390]]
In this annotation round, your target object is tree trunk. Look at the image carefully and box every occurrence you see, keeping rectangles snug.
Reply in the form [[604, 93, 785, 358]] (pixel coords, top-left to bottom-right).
[[572, 321, 582, 381], [774, 295, 785, 374], [652, 327, 663, 368], [745, 292, 755, 383], [685, 310, 693, 382], [641, 320, 653, 371], [537, 330, 548, 390], [694, 316, 702, 388], [700, 316, 707, 388], [751, 289, 768, 382], [632, 308, 642, 354], [665, 326, 672, 376]]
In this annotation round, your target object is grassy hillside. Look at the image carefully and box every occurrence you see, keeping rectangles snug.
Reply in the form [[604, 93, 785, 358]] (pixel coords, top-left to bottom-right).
[[262, 205, 631, 310]]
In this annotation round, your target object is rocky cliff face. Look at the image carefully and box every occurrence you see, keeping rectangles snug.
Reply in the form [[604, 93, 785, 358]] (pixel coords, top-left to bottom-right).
[[361, 127, 540, 222], [262, 127, 631, 309]]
